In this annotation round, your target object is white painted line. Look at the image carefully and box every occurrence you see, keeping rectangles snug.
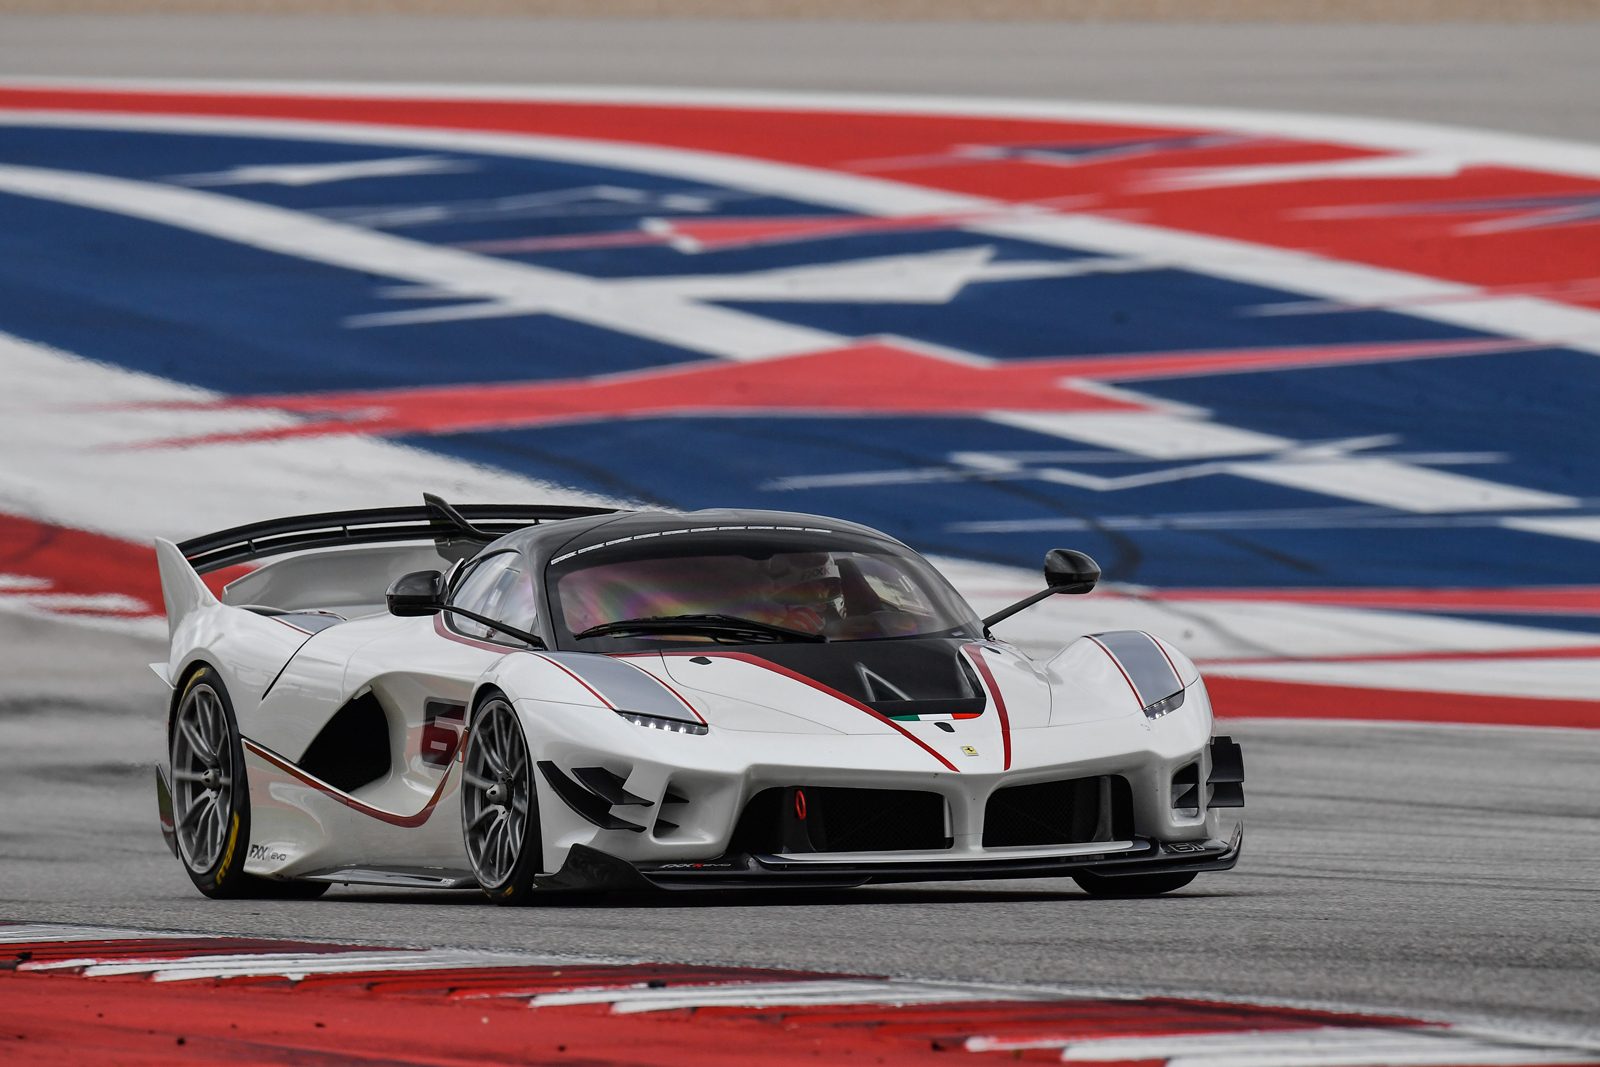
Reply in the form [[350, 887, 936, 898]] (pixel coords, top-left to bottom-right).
[[0, 924, 214, 944], [529, 978, 1008, 1013], [973, 418, 1575, 514], [1140, 153, 1469, 192], [989, 413, 1291, 460], [170, 155, 475, 187], [0, 164, 836, 363], [0, 331, 619, 546], [0, 593, 147, 613], [1504, 516, 1600, 545], [24, 949, 546, 982], [1030, 1025, 1597, 1066], [1223, 457, 1576, 514]]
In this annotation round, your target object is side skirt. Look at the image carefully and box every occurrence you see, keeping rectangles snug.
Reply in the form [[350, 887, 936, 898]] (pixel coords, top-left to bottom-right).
[[298, 865, 479, 890]]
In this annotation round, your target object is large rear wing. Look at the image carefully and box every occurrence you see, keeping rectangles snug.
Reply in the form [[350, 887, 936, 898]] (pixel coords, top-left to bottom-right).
[[177, 493, 620, 574]]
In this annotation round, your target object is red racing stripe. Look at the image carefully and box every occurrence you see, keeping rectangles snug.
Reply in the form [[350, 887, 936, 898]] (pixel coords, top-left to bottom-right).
[[242, 737, 460, 827], [962, 645, 1012, 770]]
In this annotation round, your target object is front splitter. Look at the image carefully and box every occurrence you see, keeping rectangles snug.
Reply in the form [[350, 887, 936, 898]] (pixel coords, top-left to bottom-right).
[[546, 825, 1242, 892]]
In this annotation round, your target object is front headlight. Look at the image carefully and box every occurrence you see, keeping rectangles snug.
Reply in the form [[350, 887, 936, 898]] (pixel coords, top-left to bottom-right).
[[616, 709, 709, 735], [1143, 688, 1186, 720]]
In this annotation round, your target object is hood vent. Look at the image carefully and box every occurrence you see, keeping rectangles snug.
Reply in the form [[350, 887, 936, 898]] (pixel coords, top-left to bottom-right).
[[739, 639, 988, 717]]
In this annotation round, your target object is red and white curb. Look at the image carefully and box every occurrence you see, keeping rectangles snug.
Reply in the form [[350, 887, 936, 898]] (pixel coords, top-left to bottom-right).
[[2, 923, 1595, 1066]]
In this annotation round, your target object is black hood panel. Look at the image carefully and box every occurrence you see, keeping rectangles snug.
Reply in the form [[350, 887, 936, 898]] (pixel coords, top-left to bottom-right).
[[745, 639, 986, 717]]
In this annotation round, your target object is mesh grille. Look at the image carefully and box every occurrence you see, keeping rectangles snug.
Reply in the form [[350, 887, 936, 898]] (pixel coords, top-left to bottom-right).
[[983, 775, 1133, 848]]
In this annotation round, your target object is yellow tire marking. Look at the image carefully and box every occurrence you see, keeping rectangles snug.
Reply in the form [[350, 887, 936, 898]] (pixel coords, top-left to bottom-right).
[[217, 811, 240, 879], [180, 667, 208, 698]]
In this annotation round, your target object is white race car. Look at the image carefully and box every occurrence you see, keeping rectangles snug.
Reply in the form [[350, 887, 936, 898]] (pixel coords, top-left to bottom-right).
[[154, 495, 1243, 903]]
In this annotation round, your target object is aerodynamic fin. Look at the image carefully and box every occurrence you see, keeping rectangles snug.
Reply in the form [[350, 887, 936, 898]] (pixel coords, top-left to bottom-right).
[[155, 536, 217, 640]]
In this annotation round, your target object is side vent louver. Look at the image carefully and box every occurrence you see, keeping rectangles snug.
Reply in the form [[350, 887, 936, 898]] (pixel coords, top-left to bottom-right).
[[655, 783, 689, 835], [537, 762, 647, 832], [571, 767, 652, 807]]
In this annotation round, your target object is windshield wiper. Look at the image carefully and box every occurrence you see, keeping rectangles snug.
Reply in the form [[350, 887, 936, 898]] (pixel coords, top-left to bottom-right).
[[573, 613, 827, 643]]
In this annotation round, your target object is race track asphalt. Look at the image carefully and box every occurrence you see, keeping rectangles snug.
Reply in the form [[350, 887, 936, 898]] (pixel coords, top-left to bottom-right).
[[5, 609, 1598, 1032], [1, 13, 1597, 1039]]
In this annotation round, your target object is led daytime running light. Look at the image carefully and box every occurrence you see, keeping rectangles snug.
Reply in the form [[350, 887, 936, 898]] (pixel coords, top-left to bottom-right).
[[1143, 688, 1186, 720], [616, 710, 708, 735]]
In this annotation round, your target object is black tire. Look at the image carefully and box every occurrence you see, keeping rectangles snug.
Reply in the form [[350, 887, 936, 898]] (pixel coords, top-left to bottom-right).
[[168, 665, 329, 901], [1072, 870, 1197, 898], [461, 695, 542, 906]]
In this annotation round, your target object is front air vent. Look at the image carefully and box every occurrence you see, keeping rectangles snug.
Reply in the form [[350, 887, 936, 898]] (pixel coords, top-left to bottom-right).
[[983, 775, 1133, 848], [654, 782, 690, 836], [1171, 762, 1201, 813], [732, 786, 951, 854]]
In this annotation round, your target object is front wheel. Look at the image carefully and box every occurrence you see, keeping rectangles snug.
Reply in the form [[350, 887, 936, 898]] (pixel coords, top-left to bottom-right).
[[462, 695, 542, 905], [1072, 870, 1196, 898], [168, 666, 328, 900]]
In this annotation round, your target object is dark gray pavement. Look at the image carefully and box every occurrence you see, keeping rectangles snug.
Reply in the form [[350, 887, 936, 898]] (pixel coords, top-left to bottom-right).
[[3, 612, 1597, 1032]]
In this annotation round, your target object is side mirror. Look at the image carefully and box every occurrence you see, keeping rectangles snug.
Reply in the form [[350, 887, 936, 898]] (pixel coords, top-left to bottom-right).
[[387, 569, 444, 616], [1044, 549, 1100, 594], [982, 549, 1101, 629]]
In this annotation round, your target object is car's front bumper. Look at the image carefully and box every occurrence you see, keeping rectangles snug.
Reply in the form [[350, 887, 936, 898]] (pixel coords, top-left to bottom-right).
[[536, 823, 1242, 891]]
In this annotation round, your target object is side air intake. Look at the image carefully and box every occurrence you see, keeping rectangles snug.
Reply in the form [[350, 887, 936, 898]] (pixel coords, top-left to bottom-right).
[[298, 691, 391, 793]]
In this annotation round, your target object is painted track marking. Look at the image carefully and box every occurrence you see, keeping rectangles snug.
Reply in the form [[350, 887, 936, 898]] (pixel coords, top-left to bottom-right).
[[2, 923, 1596, 1066], [0, 81, 1597, 727]]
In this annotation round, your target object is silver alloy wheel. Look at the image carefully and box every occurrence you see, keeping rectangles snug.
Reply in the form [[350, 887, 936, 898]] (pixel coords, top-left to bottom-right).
[[462, 698, 532, 888], [171, 682, 235, 874]]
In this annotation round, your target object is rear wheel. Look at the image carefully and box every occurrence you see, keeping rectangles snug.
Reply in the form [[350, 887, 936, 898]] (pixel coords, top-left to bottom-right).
[[169, 666, 328, 900], [1072, 870, 1196, 898], [462, 695, 542, 905]]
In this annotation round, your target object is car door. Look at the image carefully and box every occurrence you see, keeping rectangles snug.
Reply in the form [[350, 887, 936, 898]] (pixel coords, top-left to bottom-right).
[[350, 550, 541, 796]]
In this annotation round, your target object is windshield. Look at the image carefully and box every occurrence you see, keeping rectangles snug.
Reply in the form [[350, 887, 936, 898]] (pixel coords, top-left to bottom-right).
[[550, 530, 981, 649]]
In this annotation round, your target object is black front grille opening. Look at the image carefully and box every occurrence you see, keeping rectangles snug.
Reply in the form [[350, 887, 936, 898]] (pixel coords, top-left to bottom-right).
[[731, 786, 952, 854], [1171, 762, 1201, 814], [982, 775, 1133, 848]]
